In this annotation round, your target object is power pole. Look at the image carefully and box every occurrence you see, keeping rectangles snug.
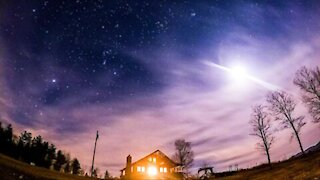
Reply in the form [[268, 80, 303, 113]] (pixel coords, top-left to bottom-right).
[[91, 130, 99, 177]]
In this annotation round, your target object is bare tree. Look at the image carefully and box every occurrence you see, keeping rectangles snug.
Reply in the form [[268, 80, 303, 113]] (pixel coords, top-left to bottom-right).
[[267, 91, 306, 154], [294, 66, 320, 123], [249, 105, 274, 165], [173, 139, 194, 175]]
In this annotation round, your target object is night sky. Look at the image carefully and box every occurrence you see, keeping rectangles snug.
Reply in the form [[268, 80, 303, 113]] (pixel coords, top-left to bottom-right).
[[1, 0, 320, 176]]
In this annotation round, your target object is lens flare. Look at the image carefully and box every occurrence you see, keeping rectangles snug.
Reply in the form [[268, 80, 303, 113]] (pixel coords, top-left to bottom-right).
[[203, 61, 279, 90]]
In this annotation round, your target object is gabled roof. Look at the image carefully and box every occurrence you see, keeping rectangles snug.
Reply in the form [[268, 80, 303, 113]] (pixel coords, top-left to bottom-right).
[[121, 149, 177, 171]]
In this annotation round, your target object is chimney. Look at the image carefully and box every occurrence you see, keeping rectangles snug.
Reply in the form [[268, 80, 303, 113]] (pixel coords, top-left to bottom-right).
[[125, 155, 132, 178]]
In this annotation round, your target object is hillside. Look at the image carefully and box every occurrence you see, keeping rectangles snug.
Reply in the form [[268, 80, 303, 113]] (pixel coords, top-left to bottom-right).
[[0, 153, 94, 180], [1, 145, 320, 180], [215, 145, 320, 180]]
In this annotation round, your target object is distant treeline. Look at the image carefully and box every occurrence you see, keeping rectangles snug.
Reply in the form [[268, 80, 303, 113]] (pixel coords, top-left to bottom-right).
[[0, 121, 81, 175]]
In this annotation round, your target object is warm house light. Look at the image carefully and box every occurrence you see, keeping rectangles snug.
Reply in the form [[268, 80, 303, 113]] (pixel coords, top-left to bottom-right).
[[147, 166, 157, 176], [164, 167, 167, 173], [120, 150, 179, 179], [160, 167, 167, 173]]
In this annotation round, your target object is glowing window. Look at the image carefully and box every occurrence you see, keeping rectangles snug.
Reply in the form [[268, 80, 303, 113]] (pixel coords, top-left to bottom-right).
[[153, 158, 156, 163], [164, 167, 167, 173], [141, 166, 145, 172], [147, 166, 157, 176], [137, 166, 141, 172], [149, 157, 152, 162], [160, 167, 163, 173]]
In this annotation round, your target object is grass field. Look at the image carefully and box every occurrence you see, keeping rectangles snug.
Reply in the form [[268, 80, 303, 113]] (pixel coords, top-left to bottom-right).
[[0, 149, 320, 180], [215, 149, 320, 180], [0, 153, 94, 180]]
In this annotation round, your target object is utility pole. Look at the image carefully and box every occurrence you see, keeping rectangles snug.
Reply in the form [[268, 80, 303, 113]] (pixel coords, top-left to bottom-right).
[[91, 130, 99, 177]]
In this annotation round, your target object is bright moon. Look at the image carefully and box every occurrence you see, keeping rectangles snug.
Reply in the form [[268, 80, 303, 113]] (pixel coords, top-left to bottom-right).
[[230, 65, 248, 79], [204, 61, 280, 90]]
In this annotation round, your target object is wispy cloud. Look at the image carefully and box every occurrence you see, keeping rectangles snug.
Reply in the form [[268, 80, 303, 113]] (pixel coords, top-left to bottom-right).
[[1, 1, 320, 176]]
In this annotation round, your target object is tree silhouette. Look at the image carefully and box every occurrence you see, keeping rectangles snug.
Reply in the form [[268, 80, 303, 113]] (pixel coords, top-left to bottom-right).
[[249, 105, 274, 166], [64, 153, 71, 173], [294, 66, 320, 123], [30, 135, 50, 167], [267, 91, 306, 154], [0, 121, 81, 176], [0, 123, 14, 156], [91, 167, 99, 178], [71, 158, 81, 175], [172, 139, 194, 175], [44, 143, 56, 168], [54, 150, 67, 171], [104, 169, 110, 179], [18, 131, 33, 162]]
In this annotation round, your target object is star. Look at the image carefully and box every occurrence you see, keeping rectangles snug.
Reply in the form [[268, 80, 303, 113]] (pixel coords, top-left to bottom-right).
[[1, 1, 319, 177]]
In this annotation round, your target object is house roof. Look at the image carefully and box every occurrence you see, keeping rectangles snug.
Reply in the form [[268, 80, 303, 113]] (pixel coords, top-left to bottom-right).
[[120, 149, 177, 171]]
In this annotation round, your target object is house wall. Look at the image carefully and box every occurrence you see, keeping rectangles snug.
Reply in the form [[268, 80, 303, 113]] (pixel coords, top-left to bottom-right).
[[121, 151, 182, 180]]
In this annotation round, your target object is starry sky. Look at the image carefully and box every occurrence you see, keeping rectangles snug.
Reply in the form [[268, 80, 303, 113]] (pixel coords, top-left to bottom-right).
[[1, 0, 320, 176]]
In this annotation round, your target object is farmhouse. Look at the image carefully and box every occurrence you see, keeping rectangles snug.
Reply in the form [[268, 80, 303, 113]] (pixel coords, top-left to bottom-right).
[[120, 150, 183, 179]]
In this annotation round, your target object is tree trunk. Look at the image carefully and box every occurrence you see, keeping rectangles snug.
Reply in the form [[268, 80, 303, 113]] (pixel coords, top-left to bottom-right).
[[266, 149, 271, 165], [292, 124, 305, 155], [263, 140, 271, 167], [295, 131, 305, 155]]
